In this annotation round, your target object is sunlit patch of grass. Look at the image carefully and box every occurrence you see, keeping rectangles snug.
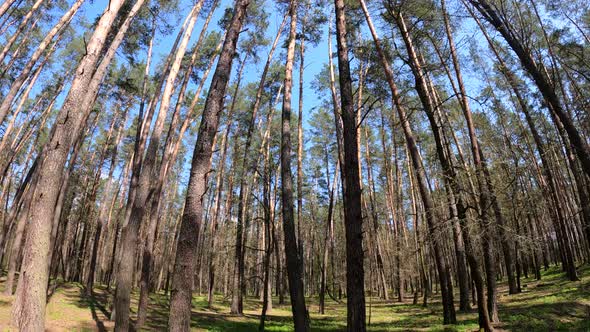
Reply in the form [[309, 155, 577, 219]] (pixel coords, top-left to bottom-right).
[[0, 265, 589, 330], [498, 265, 590, 331]]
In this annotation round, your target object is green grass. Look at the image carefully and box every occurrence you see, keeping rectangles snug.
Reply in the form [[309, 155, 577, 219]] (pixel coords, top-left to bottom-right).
[[0, 265, 589, 331]]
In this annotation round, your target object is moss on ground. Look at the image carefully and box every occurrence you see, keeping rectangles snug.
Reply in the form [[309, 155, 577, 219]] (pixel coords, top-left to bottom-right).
[[0, 265, 588, 331]]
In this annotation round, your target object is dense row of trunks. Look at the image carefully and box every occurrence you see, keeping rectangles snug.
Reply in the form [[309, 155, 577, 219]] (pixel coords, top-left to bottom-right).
[[0, 0, 588, 331]]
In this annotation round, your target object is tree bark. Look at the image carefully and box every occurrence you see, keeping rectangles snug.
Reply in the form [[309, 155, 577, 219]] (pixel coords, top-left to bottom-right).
[[230, 11, 286, 314], [280, 1, 311, 330], [0, 0, 82, 125], [0, 0, 17, 19], [137, 3, 218, 325], [167, 0, 250, 330], [3, 176, 35, 296], [334, 0, 366, 330], [10, 1, 127, 329], [466, 0, 590, 176], [320, 153, 338, 314], [259, 128, 275, 331], [0, 0, 44, 71], [362, 128, 389, 301], [443, 1, 516, 320], [467, 0, 580, 283], [359, 0, 456, 324], [114, 3, 202, 330]]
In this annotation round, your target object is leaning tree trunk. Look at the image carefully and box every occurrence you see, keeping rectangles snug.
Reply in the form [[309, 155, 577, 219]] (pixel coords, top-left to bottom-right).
[[500, 63, 579, 281], [83, 107, 125, 296], [167, 0, 250, 330], [0, 53, 51, 175], [114, 3, 201, 330], [10, 1, 126, 329], [137, 3, 216, 325], [205, 70, 233, 307], [258, 130, 275, 331], [0, 0, 83, 126], [0, 156, 37, 268], [0, 0, 18, 19], [0, 0, 45, 72], [230, 11, 286, 315], [443, 1, 518, 320], [320, 155, 338, 314], [227, 57, 254, 315], [393, 10, 472, 313], [429, 79, 493, 328], [296, 6, 308, 274], [3, 176, 35, 296], [478, 18, 582, 280], [359, 0, 456, 324], [466, 0, 590, 176], [428, 65, 494, 331]]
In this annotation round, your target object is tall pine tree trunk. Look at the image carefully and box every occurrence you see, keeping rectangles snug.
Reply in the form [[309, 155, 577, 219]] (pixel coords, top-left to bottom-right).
[[0, 0, 83, 125], [280, 1, 311, 330], [466, 0, 590, 176], [334, 0, 366, 330], [114, 4, 202, 330], [167, 0, 250, 330], [10, 1, 126, 329], [359, 0, 456, 324], [0, 0, 44, 70]]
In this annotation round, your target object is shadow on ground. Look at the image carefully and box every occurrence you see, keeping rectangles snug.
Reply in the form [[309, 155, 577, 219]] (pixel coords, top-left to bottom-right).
[[0, 264, 588, 331]]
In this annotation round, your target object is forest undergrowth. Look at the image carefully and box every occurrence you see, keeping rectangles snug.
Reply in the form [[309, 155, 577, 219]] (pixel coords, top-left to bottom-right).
[[1, 265, 588, 331]]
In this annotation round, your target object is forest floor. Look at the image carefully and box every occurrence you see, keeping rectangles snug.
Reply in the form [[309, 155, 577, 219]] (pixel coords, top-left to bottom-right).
[[0, 265, 589, 331]]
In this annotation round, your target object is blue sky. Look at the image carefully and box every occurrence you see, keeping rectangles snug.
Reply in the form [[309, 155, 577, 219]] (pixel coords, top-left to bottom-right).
[[82, 0, 329, 133], [8, 0, 565, 189], [67, 0, 334, 191]]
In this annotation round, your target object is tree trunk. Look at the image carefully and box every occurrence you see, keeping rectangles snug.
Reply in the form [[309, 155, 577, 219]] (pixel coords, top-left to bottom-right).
[[334, 0, 366, 330], [114, 3, 201, 330], [259, 129, 275, 331], [0, 0, 82, 125], [10, 1, 126, 329], [230, 11, 286, 313], [280, 1, 311, 330], [468, 4, 580, 282], [167, 0, 250, 330], [3, 179, 34, 296], [362, 128, 389, 301], [359, 1, 456, 324], [296, 6, 308, 278], [137, 3, 218, 324], [0, 0, 17, 19], [0, 0, 44, 71], [394, 9, 473, 312], [320, 152, 339, 314], [442, 1, 517, 319], [466, 0, 590, 176], [229, 57, 250, 315], [81, 107, 125, 296]]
